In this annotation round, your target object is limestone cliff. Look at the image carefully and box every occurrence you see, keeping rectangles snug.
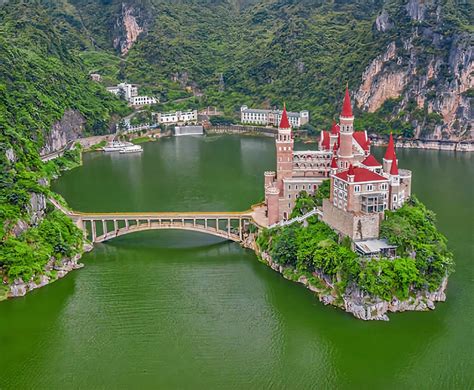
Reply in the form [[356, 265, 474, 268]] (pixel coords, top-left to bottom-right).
[[356, 1, 473, 140], [40, 109, 86, 155], [113, 2, 150, 55]]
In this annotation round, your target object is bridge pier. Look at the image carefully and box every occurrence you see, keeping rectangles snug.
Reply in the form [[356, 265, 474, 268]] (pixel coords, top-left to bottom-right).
[[91, 220, 97, 242]]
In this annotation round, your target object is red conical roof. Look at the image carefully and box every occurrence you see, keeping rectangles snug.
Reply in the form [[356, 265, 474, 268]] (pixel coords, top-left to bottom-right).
[[341, 87, 353, 117], [348, 164, 355, 176], [390, 154, 399, 175], [330, 157, 338, 168], [384, 133, 396, 160], [331, 121, 340, 135], [279, 104, 291, 129]]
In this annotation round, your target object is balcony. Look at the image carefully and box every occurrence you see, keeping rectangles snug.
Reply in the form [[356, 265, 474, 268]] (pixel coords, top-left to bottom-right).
[[361, 194, 385, 213]]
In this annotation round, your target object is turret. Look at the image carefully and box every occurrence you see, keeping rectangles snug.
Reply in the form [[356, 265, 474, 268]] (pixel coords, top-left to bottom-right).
[[329, 121, 339, 149], [383, 133, 396, 173], [347, 164, 355, 183], [265, 185, 280, 225], [338, 87, 354, 160], [275, 104, 294, 194]]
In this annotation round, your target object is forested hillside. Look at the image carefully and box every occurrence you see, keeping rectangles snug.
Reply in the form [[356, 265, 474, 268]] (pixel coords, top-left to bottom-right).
[[0, 0, 471, 293], [0, 2, 129, 288], [65, 0, 472, 138]]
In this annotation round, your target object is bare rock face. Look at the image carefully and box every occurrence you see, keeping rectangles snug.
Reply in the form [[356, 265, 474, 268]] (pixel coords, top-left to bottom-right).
[[375, 10, 393, 32], [27, 192, 47, 226], [5, 148, 16, 163], [356, 1, 473, 140], [406, 0, 429, 21], [40, 109, 86, 155], [113, 3, 148, 55]]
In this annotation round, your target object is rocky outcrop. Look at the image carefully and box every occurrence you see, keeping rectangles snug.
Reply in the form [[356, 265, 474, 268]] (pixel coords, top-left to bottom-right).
[[7, 254, 84, 299], [251, 239, 449, 321], [356, 2, 473, 140], [5, 147, 16, 163], [113, 3, 150, 55], [374, 9, 393, 32], [343, 277, 448, 321], [40, 109, 86, 155]]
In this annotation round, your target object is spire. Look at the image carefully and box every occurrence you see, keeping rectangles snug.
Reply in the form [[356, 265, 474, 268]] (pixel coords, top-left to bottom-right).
[[279, 103, 291, 129], [331, 121, 339, 135], [341, 86, 353, 117], [348, 163, 355, 176], [390, 153, 399, 175], [384, 133, 396, 160], [331, 156, 338, 168]]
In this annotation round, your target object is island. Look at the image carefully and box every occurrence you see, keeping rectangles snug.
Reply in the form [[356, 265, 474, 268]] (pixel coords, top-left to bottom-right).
[[249, 89, 453, 320]]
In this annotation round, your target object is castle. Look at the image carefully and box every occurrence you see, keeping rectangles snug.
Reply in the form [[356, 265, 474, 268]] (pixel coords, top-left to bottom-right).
[[264, 88, 412, 241]]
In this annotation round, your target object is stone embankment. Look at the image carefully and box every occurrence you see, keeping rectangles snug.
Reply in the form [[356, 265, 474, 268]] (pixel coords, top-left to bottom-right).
[[371, 137, 474, 152], [243, 235, 448, 321]]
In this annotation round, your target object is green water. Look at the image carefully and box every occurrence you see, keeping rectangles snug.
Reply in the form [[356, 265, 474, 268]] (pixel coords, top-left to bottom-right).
[[1, 135, 472, 389]]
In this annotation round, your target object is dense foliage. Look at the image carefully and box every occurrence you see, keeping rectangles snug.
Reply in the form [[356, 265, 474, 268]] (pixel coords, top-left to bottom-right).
[[290, 180, 330, 218], [0, 3, 129, 283], [53, 0, 473, 135], [0, 210, 84, 282], [257, 196, 453, 301], [380, 196, 454, 291]]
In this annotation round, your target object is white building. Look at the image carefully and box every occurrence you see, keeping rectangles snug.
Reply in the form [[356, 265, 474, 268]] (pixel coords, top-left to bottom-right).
[[130, 96, 157, 107], [106, 83, 157, 107], [153, 110, 198, 125], [241, 105, 309, 128], [106, 83, 138, 101]]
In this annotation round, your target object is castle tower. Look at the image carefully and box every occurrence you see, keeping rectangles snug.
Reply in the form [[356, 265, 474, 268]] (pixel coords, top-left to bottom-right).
[[383, 133, 396, 173], [338, 87, 355, 168], [276, 104, 294, 194], [265, 186, 280, 225], [389, 152, 401, 210]]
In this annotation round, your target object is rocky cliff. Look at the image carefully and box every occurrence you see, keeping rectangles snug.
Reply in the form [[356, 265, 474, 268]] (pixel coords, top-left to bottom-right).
[[113, 2, 150, 55], [40, 109, 86, 155], [355, 0, 473, 140]]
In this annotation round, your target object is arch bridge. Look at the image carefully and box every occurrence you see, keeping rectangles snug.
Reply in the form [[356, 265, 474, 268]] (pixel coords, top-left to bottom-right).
[[70, 211, 257, 244]]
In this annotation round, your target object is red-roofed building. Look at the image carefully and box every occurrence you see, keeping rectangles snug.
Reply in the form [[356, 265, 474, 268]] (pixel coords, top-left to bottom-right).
[[361, 154, 382, 173], [264, 88, 412, 232]]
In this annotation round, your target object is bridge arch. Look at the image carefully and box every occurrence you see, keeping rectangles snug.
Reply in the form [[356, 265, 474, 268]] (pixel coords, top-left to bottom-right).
[[72, 212, 256, 245]]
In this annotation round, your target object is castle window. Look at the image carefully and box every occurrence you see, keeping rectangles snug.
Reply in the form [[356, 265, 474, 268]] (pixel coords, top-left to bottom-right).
[[288, 194, 291, 199], [303, 185, 306, 190], [354, 185, 361, 193], [381, 183, 388, 190], [367, 184, 374, 191], [288, 185, 291, 190], [295, 185, 298, 190]]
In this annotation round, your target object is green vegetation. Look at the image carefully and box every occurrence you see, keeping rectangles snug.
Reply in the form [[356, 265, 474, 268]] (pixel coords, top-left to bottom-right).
[[257, 196, 453, 302], [131, 137, 152, 144], [10, 0, 467, 135], [0, 3, 129, 285], [0, 210, 83, 282], [290, 180, 330, 218]]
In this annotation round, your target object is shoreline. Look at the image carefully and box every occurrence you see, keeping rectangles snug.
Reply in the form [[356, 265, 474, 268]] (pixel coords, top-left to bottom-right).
[[242, 234, 448, 321], [1, 243, 93, 301]]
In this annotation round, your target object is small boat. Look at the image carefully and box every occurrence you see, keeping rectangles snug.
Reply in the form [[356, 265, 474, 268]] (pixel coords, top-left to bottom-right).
[[103, 141, 133, 152], [119, 145, 143, 154]]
